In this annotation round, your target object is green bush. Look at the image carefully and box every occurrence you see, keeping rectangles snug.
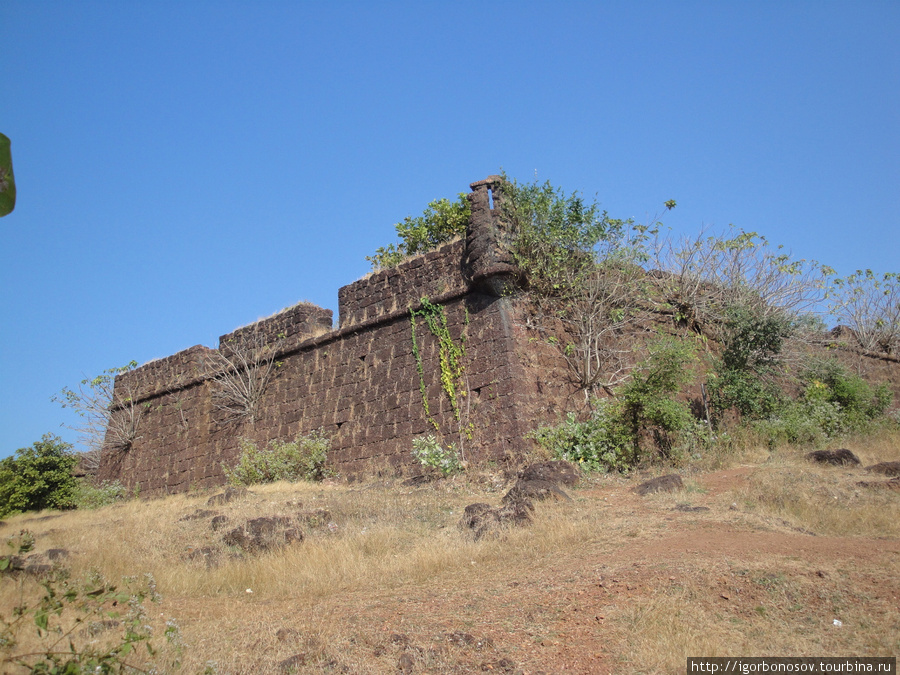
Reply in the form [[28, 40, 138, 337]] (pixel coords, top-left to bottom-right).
[[0, 435, 79, 518], [411, 435, 464, 476], [224, 432, 331, 486], [71, 479, 128, 510], [708, 306, 793, 421], [799, 359, 892, 422], [367, 194, 470, 270], [617, 336, 698, 460], [500, 176, 647, 297], [529, 403, 634, 473], [531, 337, 700, 472]]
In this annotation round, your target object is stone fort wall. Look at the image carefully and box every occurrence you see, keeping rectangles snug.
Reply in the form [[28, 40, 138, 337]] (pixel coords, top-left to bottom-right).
[[97, 177, 578, 494], [97, 176, 900, 495]]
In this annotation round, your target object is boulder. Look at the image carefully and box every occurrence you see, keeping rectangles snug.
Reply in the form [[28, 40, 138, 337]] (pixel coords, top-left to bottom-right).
[[634, 474, 683, 496], [806, 449, 861, 466], [458, 500, 534, 540], [857, 477, 900, 491], [207, 486, 250, 506], [501, 479, 570, 504], [865, 461, 900, 477], [517, 460, 579, 486], [223, 516, 303, 553]]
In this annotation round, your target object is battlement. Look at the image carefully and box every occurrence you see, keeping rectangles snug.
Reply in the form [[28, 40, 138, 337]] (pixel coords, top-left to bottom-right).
[[98, 176, 561, 494]]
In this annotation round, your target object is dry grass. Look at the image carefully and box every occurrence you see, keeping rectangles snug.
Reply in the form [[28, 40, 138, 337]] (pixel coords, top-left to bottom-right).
[[2, 433, 898, 673]]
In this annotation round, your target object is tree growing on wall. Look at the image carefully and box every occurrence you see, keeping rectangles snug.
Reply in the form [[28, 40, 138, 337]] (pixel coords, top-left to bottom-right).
[[499, 176, 664, 394], [204, 325, 284, 425], [367, 194, 471, 271], [54, 362, 145, 453]]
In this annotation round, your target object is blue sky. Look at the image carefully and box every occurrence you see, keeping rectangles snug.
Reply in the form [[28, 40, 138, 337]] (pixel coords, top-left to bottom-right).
[[2, 1, 898, 458]]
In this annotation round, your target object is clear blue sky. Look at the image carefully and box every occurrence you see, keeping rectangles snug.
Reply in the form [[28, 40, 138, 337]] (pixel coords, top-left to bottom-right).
[[2, 1, 898, 458]]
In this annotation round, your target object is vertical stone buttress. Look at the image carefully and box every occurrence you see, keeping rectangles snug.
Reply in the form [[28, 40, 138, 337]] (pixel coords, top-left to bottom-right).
[[464, 176, 518, 296]]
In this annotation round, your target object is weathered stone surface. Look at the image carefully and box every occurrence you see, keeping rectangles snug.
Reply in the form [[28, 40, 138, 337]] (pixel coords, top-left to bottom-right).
[[207, 487, 249, 506], [278, 653, 309, 672], [634, 474, 683, 496], [210, 515, 229, 531], [223, 516, 303, 553], [517, 460, 579, 486], [179, 509, 219, 521], [458, 499, 534, 540], [674, 504, 710, 513], [865, 461, 900, 477], [806, 449, 861, 466], [501, 479, 570, 504], [857, 477, 900, 491]]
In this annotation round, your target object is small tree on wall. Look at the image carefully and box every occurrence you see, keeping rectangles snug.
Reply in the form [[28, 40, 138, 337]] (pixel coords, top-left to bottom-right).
[[54, 362, 145, 453], [204, 325, 284, 425]]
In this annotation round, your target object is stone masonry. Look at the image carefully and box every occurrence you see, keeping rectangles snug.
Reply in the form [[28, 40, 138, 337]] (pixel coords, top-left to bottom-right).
[[98, 177, 578, 494]]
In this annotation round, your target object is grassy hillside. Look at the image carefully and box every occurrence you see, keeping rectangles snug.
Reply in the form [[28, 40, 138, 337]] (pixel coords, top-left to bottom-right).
[[2, 429, 898, 673]]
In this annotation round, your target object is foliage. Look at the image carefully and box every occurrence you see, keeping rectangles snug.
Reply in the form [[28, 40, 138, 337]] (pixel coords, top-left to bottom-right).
[[224, 432, 331, 486], [828, 269, 900, 354], [0, 436, 79, 518], [0, 565, 175, 674], [500, 175, 667, 392], [617, 335, 698, 459], [753, 359, 894, 447], [409, 297, 469, 436], [0, 132, 15, 217], [205, 325, 284, 425], [367, 194, 471, 270], [529, 403, 634, 473], [530, 337, 699, 471], [54, 362, 144, 453], [651, 226, 832, 335], [500, 175, 653, 298], [707, 307, 793, 421], [70, 479, 128, 510], [799, 358, 892, 422], [411, 435, 463, 476]]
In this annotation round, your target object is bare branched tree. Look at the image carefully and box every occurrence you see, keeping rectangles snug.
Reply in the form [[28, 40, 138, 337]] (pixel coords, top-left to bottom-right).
[[828, 270, 900, 354], [204, 325, 284, 424], [54, 361, 145, 454], [651, 227, 832, 334], [553, 260, 649, 394]]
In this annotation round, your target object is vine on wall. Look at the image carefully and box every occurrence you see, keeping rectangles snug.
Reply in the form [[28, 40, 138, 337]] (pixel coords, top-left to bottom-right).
[[409, 298, 470, 441]]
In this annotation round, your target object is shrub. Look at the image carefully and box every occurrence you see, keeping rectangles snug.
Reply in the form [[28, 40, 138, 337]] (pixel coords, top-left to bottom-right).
[[531, 336, 700, 472], [753, 361, 895, 447], [411, 435, 463, 476], [71, 479, 128, 510], [0, 568, 178, 673], [224, 432, 331, 486], [529, 403, 634, 473], [0, 435, 79, 518], [799, 358, 892, 422], [367, 194, 470, 270], [708, 306, 793, 421]]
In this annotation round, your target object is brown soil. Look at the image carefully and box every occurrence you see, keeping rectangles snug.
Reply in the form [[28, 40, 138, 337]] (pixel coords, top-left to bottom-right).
[[162, 467, 899, 674]]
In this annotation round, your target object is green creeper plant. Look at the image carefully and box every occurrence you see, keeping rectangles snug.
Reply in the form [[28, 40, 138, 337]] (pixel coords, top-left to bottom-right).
[[409, 297, 468, 429]]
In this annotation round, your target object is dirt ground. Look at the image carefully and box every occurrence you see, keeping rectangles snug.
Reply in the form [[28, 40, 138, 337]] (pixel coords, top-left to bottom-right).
[[161, 466, 899, 674]]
